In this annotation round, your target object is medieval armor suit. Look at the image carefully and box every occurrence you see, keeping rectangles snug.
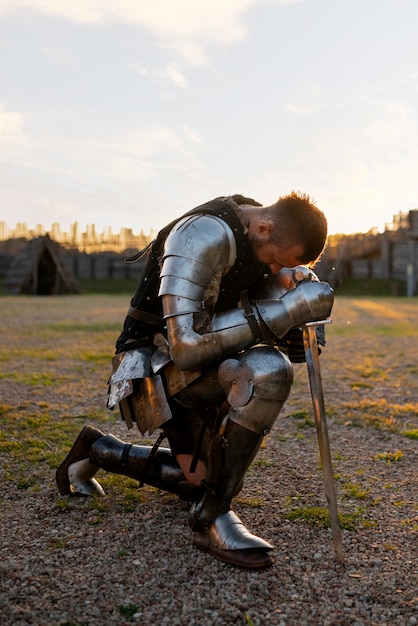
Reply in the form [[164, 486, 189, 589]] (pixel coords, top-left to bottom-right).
[[56, 195, 334, 569]]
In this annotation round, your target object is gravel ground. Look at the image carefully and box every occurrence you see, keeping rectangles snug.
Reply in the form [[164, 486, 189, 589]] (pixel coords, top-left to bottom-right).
[[1, 416, 417, 626], [0, 296, 417, 625]]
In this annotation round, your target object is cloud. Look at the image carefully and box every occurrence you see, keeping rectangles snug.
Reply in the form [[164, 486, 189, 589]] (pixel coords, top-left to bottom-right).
[[358, 97, 417, 158], [0, 116, 210, 233], [134, 61, 188, 90], [1, 114, 206, 185], [253, 91, 418, 233], [0, 0, 249, 34], [0, 0, 103, 23], [41, 45, 76, 69], [0, 0, 299, 64], [284, 87, 418, 176], [284, 85, 340, 115], [77, 123, 206, 184], [0, 104, 32, 155]]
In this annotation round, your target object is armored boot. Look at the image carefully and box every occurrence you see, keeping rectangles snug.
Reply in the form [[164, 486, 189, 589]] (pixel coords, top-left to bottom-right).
[[190, 420, 263, 526], [56, 426, 200, 500], [56, 426, 105, 497], [188, 345, 293, 569], [189, 419, 274, 568]]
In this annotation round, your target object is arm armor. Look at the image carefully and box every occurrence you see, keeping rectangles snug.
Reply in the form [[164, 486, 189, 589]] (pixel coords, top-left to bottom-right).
[[160, 214, 249, 370], [159, 214, 236, 315], [165, 281, 334, 371], [159, 216, 334, 371]]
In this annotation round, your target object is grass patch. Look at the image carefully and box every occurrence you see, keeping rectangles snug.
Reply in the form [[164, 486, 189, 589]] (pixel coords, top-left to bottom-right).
[[351, 382, 373, 390], [78, 278, 137, 294], [252, 458, 273, 468], [117, 549, 129, 558], [0, 372, 58, 386], [375, 450, 404, 463], [330, 398, 418, 435], [117, 603, 139, 621], [404, 429, 418, 440], [235, 496, 265, 508], [352, 363, 388, 380], [0, 401, 113, 487], [336, 278, 406, 297], [48, 321, 120, 333], [342, 482, 369, 500], [281, 506, 361, 531], [287, 409, 316, 429]]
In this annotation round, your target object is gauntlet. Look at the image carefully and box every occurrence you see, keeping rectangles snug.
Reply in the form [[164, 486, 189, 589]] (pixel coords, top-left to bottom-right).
[[279, 325, 325, 363], [254, 280, 334, 340]]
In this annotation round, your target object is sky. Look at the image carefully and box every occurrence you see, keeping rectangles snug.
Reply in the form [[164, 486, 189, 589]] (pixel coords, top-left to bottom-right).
[[1, 0, 418, 237]]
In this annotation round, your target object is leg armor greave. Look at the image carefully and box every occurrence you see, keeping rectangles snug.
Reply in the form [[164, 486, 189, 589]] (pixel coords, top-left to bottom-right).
[[89, 434, 200, 500], [189, 346, 293, 530]]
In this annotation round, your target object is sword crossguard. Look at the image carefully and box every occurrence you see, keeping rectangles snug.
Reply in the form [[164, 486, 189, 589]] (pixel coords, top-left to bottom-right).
[[303, 318, 332, 328]]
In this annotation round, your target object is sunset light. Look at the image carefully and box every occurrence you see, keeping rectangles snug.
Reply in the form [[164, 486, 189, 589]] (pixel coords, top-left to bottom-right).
[[1, 1, 417, 236]]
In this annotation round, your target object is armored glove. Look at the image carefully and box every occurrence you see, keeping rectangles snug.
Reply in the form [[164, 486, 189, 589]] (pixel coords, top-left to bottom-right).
[[254, 280, 334, 341], [279, 325, 325, 363], [279, 327, 306, 362]]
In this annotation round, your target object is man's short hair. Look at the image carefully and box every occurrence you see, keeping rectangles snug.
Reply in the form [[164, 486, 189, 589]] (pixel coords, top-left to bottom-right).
[[270, 191, 328, 265]]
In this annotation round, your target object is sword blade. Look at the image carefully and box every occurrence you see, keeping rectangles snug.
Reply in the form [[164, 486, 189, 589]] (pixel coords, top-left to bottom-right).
[[303, 323, 344, 562]]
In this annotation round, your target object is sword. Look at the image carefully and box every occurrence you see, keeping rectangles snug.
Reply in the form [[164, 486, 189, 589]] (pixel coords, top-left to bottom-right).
[[302, 320, 344, 562]]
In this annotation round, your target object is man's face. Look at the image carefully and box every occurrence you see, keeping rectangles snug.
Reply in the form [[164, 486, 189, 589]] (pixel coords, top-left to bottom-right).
[[253, 239, 306, 274]]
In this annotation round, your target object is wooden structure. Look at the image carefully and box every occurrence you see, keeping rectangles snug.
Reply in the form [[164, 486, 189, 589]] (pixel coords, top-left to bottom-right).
[[317, 209, 418, 296], [4, 235, 79, 295], [1, 209, 417, 296]]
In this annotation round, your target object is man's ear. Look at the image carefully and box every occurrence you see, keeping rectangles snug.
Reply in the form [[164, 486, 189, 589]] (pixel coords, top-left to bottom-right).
[[258, 219, 274, 240]]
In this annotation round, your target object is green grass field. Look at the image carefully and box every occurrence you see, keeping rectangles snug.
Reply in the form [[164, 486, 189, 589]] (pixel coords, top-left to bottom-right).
[[0, 293, 417, 503]]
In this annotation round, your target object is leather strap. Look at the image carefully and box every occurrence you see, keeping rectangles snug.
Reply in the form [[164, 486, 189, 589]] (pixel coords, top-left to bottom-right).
[[240, 290, 262, 343], [121, 443, 132, 467], [128, 305, 162, 325], [140, 431, 166, 487]]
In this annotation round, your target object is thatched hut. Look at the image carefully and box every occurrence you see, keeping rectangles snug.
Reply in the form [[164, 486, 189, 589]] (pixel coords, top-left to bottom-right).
[[4, 235, 79, 295]]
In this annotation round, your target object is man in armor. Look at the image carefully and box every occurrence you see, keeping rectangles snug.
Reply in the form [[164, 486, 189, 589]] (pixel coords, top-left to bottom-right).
[[56, 192, 334, 569]]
